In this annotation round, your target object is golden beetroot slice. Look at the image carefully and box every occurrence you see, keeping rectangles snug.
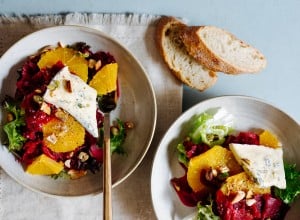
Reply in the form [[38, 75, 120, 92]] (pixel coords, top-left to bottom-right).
[[220, 172, 271, 196], [26, 154, 64, 175]]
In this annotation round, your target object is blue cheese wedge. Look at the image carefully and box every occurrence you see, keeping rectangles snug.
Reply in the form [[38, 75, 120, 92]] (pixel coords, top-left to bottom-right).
[[43, 67, 98, 137], [229, 143, 286, 189]]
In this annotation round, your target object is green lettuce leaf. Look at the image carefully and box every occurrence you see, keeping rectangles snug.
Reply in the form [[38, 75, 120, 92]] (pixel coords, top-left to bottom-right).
[[197, 196, 220, 220], [274, 163, 300, 205], [2, 97, 26, 152]]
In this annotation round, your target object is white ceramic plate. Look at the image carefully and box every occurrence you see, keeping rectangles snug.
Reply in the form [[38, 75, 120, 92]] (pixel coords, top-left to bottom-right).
[[151, 95, 300, 220], [0, 25, 157, 196]]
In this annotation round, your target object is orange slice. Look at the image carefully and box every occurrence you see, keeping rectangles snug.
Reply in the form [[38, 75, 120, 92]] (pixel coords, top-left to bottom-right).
[[37, 47, 88, 82], [259, 130, 281, 148], [26, 154, 64, 175], [187, 145, 242, 193], [42, 110, 85, 153], [89, 63, 118, 95]]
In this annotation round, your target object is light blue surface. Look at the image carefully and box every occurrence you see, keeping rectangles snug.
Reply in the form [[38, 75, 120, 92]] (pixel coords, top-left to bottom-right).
[[1, 0, 300, 122]]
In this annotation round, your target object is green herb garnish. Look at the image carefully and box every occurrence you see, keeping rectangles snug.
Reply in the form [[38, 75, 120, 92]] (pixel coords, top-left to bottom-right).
[[274, 163, 300, 205], [2, 96, 26, 152]]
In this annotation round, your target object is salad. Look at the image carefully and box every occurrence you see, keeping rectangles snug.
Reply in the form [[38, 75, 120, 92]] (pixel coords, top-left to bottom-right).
[[2, 42, 133, 179], [171, 108, 300, 220]]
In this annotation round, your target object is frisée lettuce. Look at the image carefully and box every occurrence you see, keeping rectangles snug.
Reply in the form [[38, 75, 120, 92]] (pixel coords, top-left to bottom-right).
[[189, 108, 233, 146], [177, 108, 233, 166]]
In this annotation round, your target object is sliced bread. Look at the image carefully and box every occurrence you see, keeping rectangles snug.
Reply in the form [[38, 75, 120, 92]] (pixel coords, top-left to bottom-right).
[[180, 26, 267, 74], [155, 16, 217, 91]]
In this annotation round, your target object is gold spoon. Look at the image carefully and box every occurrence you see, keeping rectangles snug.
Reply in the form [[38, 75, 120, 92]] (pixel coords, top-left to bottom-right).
[[98, 91, 117, 220]]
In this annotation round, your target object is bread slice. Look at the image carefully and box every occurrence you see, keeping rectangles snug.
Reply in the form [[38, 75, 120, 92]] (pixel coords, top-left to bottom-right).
[[155, 16, 217, 91], [180, 26, 267, 74]]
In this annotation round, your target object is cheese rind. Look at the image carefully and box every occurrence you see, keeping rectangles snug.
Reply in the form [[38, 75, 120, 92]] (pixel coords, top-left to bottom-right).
[[43, 67, 98, 137], [229, 143, 286, 189]]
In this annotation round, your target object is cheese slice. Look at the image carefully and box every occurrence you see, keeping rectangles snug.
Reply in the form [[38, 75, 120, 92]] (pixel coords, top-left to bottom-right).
[[229, 143, 286, 189], [43, 66, 98, 137]]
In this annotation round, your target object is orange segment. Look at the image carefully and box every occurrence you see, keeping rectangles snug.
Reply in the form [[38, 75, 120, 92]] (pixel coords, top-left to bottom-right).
[[42, 110, 85, 153], [26, 154, 64, 175], [37, 47, 88, 82], [187, 145, 242, 193], [259, 130, 281, 148], [89, 63, 118, 95]]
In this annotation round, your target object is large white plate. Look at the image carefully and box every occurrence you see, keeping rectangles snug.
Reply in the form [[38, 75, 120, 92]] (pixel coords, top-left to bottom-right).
[[0, 25, 157, 196], [151, 95, 300, 220]]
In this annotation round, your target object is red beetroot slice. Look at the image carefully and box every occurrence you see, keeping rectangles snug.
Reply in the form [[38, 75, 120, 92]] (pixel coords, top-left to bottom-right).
[[170, 174, 202, 207], [215, 190, 289, 220]]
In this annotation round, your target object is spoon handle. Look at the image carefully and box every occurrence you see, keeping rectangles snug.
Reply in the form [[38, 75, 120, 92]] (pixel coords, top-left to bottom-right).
[[103, 113, 112, 220]]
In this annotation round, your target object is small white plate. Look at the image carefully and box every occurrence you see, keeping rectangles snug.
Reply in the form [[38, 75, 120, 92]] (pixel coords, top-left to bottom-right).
[[151, 95, 300, 220], [0, 25, 157, 196]]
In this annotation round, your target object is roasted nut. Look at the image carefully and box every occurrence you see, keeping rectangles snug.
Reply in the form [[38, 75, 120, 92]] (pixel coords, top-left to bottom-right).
[[231, 191, 246, 204], [246, 198, 257, 206], [205, 167, 218, 181], [46, 134, 57, 144], [58, 41, 65, 48], [95, 60, 102, 71], [64, 159, 71, 168], [34, 89, 42, 94], [124, 121, 134, 129], [88, 59, 97, 68], [68, 169, 87, 179], [40, 102, 51, 115], [218, 165, 230, 173], [78, 152, 89, 162], [246, 190, 254, 199]]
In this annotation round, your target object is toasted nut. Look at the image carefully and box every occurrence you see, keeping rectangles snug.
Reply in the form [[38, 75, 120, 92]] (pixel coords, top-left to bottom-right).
[[34, 89, 42, 94], [231, 191, 246, 204], [63, 79, 72, 93], [95, 60, 102, 71], [218, 165, 230, 173], [40, 102, 51, 115], [246, 190, 254, 199], [246, 199, 257, 206], [78, 152, 89, 162], [205, 167, 218, 181], [58, 41, 65, 48], [64, 159, 71, 168], [68, 169, 87, 179], [125, 121, 134, 129], [88, 59, 97, 68], [46, 134, 57, 144]]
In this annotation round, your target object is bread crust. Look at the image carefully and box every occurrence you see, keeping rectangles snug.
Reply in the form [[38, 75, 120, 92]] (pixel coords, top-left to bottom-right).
[[155, 16, 217, 91], [181, 26, 266, 74]]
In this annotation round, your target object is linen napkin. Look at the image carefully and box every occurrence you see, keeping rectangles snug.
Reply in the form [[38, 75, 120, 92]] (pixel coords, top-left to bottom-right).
[[0, 13, 182, 220]]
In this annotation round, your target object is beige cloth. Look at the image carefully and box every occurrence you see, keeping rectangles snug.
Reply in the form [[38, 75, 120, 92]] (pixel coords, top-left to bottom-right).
[[0, 13, 182, 220]]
